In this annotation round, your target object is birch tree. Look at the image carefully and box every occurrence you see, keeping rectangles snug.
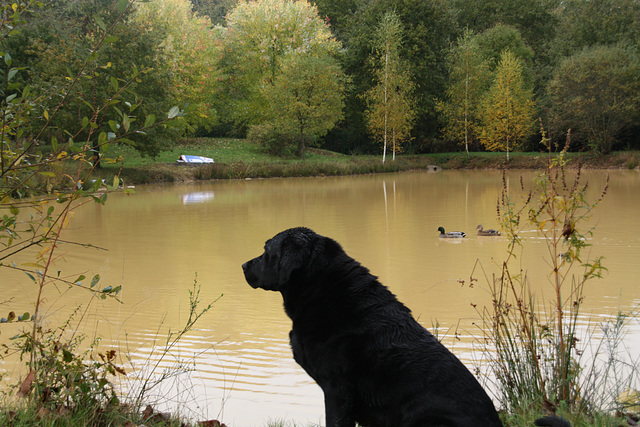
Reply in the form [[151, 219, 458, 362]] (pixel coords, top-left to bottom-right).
[[479, 50, 534, 161], [436, 28, 491, 157], [363, 11, 416, 163]]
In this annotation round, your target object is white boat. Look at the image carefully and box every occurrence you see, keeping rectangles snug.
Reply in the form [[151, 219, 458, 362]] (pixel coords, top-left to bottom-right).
[[177, 155, 214, 164]]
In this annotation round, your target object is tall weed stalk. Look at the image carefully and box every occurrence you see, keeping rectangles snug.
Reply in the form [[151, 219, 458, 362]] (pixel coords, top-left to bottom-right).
[[476, 127, 640, 419]]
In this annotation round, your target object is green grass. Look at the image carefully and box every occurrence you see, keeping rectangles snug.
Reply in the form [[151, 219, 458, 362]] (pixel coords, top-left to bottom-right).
[[103, 137, 355, 166], [78, 138, 640, 185]]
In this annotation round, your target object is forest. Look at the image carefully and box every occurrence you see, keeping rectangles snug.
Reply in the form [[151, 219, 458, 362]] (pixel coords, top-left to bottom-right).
[[3, 0, 640, 161]]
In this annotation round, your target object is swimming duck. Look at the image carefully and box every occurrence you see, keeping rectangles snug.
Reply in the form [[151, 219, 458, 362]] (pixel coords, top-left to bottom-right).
[[476, 224, 501, 236], [438, 226, 466, 238]]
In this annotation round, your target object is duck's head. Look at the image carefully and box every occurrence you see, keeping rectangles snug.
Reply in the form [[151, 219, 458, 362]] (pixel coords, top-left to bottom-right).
[[437, 226, 445, 234], [476, 224, 483, 231]]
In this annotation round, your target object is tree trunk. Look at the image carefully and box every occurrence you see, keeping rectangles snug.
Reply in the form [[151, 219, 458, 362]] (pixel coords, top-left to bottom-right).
[[298, 131, 306, 160]]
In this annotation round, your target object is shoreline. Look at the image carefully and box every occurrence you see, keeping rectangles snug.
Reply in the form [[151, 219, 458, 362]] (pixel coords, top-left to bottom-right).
[[110, 150, 640, 185]]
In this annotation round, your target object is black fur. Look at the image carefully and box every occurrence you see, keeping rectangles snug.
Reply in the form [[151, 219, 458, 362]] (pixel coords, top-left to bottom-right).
[[534, 415, 572, 427], [243, 227, 503, 427]]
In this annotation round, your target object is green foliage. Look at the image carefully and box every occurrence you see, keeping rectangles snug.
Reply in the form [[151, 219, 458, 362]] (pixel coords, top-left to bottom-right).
[[363, 11, 416, 163], [1, 0, 183, 161], [12, 309, 125, 412], [550, 0, 640, 61], [247, 122, 295, 157], [479, 50, 535, 160], [451, 0, 559, 52], [548, 44, 640, 154], [132, 0, 222, 134], [475, 24, 534, 88], [218, 0, 341, 134], [329, 0, 457, 152], [189, 0, 240, 26], [262, 51, 346, 159], [436, 28, 491, 157]]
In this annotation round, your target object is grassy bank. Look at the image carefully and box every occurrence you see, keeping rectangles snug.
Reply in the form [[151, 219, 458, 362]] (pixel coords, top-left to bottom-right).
[[97, 138, 640, 185]]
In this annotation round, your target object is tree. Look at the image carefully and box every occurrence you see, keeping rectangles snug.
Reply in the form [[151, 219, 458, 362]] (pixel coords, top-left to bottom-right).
[[4, 0, 180, 162], [318, 0, 457, 154], [132, 0, 222, 133], [550, 0, 640, 61], [547, 44, 640, 154], [217, 0, 341, 134], [479, 50, 535, 160], [451, 0, 559, 58], [263, 53, 345, 160], [436, 28, 491, 157], [475, 24, 534, 86], [363, 11, 416, 163]]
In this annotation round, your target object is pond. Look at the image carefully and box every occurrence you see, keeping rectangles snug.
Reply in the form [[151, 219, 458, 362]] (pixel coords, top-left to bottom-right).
[[2, 169, 639, 426]]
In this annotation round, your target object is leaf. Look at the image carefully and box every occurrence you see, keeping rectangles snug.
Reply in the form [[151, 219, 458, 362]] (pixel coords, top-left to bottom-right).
[[118, 0, 129, 13], [122, 115, 131, 132], [51, 135, 58, 151], [90, 274, 100, 288], [74, 275, 86, 284], [22, 263, 45, 269], [8, 68, 19, 81], [167, 106, 181, 119], [110, 76, 119, 92], [95, 16, 106, 31], [17, 370, 35, 398], [104, 36, 119, 44], [144, 114, 156, 128]]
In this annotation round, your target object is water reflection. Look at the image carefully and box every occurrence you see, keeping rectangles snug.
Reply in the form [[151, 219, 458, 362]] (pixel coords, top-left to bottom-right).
[[1, 170, 639, 426], [182, 191, 215, 204]]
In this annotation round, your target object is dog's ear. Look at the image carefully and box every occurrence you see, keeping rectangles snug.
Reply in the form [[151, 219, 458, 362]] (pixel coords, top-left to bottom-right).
[[277, 228, 315, 286]]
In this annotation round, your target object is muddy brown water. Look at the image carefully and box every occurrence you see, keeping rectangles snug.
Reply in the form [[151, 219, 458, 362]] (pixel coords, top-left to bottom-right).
[[2, 169, 639, 426]]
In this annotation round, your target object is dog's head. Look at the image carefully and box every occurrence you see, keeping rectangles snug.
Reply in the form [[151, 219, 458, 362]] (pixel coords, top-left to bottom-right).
[[242, 227, 329, 292]]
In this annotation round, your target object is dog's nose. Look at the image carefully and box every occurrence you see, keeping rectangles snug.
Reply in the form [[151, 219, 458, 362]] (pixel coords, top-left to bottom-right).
[[242, 262, 247, 271]]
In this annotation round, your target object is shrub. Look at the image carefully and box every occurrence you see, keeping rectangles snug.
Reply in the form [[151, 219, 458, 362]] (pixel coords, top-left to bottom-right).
[[247, 123, 296, 157]]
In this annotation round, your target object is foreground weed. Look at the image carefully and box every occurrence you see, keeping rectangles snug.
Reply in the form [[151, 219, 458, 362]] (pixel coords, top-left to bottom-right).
[[475, 128, 639, 420]]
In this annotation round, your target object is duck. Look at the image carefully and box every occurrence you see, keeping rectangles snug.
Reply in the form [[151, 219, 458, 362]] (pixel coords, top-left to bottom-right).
[[476, 224, 501, 236], [438, 226, 466, 238]]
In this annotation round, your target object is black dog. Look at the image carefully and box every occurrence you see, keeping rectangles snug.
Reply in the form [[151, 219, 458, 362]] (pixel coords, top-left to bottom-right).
[[242, 227, 503, 427]]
